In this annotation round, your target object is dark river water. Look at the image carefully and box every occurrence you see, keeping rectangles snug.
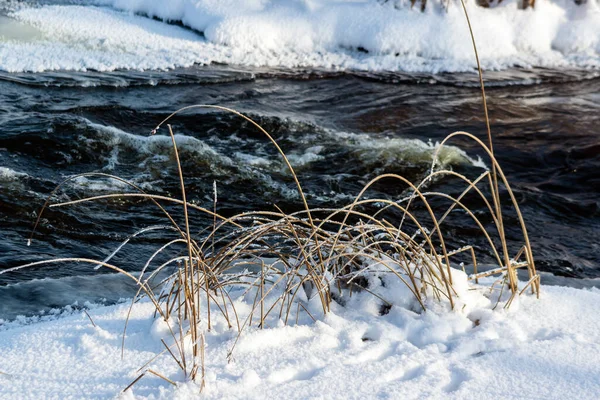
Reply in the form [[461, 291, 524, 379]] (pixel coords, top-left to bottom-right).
[[1, 66, 599, 319]]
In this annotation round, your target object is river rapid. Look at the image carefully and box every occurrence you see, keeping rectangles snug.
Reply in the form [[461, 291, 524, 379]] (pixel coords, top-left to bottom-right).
[[1, 62, 599, 319]]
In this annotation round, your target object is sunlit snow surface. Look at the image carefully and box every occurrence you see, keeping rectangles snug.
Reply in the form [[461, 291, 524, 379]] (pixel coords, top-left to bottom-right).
[[1, 0, 599, 73], [1, 271, 599, 399]]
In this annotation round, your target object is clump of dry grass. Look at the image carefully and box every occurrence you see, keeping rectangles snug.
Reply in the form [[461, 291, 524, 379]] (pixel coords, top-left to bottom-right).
[[2, 104, 539, 389], [2, 1, 540, 393]]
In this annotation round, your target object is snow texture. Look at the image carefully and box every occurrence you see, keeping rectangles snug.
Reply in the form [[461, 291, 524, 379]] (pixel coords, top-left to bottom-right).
[[1, 0, 599, 73], [1, 271, 599, 399]]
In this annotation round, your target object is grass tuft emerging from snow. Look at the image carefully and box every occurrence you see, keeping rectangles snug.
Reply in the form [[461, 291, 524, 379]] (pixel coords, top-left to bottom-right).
[[1, 277, 599, 399], [1, 101, 540, 395], [0, 3, 552, 398]]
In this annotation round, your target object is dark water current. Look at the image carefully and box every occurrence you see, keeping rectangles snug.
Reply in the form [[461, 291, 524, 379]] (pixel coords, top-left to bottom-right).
[[1, 66, 599, 320]]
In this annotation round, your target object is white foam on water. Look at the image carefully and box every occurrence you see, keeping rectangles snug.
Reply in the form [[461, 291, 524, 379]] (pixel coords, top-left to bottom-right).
[[286, 145, 325, 168], [82, 118, 486, 179], [83, 121, 228, 166], [325, 129, 487, 170], [0, 166, 28, 181], [75, 119, 311, 200], [64, 117, 485, 206], [68, 175, 134, 192], [1, 0, 599, 73]]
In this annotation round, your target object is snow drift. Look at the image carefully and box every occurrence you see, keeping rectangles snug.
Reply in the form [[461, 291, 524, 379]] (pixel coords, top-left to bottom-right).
[[1, 0, 599, 73], [1, 273, 599, 399]]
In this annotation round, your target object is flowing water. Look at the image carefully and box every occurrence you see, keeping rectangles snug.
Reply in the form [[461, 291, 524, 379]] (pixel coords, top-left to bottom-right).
[[1, 65, 599, 319]]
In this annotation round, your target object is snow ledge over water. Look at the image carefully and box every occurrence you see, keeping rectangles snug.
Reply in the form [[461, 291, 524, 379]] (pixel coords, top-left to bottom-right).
[[1, 0, 599, 73]]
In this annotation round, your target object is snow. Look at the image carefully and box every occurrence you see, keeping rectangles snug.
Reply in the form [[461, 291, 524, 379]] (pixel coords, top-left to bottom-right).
[[1, 0, 599, 73], [1, 270, 600, 399]]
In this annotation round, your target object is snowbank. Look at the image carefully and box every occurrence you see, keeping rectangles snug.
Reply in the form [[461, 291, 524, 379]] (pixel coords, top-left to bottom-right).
[[1, 0, 599, 73], [1, 273, 600, 399]]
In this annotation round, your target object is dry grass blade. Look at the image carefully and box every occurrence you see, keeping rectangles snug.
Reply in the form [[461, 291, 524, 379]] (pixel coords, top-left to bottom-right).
[[83, 309, 97, 328], [147, 369, 177, 386], [123, 373, 145, 393]]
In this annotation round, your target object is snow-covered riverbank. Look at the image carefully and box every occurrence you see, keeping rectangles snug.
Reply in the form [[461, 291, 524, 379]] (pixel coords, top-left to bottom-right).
[[1, 0, 599, 73], [1, 276, 599, 399]]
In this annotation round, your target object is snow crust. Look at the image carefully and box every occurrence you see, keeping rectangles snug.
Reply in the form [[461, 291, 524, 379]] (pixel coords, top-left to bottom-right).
[[1, 0, 599, 73], [1, 271, 600, 399]]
